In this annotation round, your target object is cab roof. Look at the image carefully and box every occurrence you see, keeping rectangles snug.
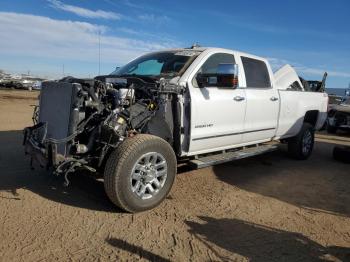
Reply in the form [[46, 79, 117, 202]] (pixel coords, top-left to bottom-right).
[[160, 47, 268, 62]]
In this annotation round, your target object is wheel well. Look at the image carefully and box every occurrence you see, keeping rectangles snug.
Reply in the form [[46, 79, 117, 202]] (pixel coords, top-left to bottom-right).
[[304, 110, 319, 127]]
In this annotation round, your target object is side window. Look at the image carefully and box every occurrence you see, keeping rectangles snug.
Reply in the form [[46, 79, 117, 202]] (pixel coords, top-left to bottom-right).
[[242, 57, 271, 88], [193, 53, 235, 87]]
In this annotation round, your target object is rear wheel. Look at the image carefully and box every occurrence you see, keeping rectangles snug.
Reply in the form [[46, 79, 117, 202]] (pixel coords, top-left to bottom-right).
[[104, 134, 176, 213], [288, 123, 314, 160]]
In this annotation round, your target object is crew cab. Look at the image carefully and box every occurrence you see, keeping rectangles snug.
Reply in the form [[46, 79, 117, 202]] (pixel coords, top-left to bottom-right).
[[24, 47, 328, 212]]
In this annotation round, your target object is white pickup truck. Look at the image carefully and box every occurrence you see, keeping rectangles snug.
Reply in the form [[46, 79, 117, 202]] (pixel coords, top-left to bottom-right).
[[24, 47, 328, 212]]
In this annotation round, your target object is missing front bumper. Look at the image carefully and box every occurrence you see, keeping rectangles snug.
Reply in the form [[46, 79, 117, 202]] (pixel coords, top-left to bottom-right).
[[23, 123, 60, 168]]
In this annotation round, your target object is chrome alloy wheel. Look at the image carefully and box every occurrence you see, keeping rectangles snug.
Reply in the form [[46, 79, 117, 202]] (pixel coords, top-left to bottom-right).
[[302, 130, 312, 155], [130, 152, 168, 200]]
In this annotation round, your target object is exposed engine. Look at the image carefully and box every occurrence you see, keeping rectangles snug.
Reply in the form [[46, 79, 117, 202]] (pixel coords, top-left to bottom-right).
[[24, 75, 182, 184]]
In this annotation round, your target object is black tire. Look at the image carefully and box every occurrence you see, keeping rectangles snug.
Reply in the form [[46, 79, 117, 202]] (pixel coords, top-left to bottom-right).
[[104, 134, 177, 213], [333, 146, 350, 164], [288, 123, 315, 160], [326, 121, 337, 134]]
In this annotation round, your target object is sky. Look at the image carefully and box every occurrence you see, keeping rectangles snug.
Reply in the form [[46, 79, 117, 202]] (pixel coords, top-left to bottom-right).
[[0, 0, 349, 88]]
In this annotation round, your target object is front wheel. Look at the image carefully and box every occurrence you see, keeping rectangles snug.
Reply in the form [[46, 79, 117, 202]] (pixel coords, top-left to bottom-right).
[[288, 123, 315, 160], [104, 134, 177, 213]]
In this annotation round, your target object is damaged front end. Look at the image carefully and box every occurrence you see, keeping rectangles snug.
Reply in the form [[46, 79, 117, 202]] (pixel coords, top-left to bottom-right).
[[23, 74, 184, 185]]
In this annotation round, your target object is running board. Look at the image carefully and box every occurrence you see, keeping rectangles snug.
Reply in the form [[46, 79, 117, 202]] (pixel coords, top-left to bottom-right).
[[189, 144, 278, 169]]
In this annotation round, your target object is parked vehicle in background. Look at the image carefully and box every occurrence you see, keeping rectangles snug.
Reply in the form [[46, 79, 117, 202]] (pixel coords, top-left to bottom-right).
[[326, 87, 350, 98], [23, 47, 328, 212], [328, 94, 343, 106], [0, 70, 45, 90], [346, 88, 350, 97], [17, 77, 45, 91], [20, 79, 35, 91], [327, 97, 350, 133], [32, 81, 42, 90], [0, 80, 22, 89]]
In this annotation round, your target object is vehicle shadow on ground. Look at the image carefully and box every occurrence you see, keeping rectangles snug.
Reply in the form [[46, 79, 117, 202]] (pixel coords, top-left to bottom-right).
[[212, 141, 350, 217], [0, 130, 121, 213], [106, 238, 171, 262], [0, 130, 197, 213], [186, 216, 350, 262]]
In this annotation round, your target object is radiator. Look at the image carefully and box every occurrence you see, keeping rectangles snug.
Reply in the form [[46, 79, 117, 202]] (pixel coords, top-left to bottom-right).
[[38, 81, 80, 155]]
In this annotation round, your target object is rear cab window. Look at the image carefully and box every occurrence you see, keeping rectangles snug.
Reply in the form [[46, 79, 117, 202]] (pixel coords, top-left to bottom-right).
[[241, 56, 271, 88]]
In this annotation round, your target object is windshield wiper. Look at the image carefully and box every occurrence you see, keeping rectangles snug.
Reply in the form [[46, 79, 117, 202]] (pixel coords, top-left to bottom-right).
[[116, 74, 159, 84], [159, 72, 178, 77]]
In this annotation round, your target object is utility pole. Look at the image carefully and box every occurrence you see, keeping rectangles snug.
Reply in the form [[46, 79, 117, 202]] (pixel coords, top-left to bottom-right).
[[98, 29, 101, 75], [62, 64, 65, 77]]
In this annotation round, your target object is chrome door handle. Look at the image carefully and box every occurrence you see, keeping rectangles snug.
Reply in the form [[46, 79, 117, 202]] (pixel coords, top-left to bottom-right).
[[234, 96, 245, 101], [270, 96, 279, 101]]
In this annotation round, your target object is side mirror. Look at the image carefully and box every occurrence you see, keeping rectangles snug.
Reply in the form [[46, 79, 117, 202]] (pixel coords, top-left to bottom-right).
[[196, 63, 239, 88], [217, 63, 239, 88]]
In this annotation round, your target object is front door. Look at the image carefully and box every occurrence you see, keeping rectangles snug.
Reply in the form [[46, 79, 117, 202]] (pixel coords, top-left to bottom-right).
[[188, 52, 247, 154]]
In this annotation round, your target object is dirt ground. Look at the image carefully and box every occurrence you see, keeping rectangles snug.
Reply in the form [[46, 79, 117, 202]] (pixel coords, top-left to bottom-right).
[[0, 89, 349, 262]]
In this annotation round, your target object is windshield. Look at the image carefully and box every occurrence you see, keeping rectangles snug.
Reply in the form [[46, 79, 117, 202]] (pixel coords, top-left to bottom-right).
[[111, 51, 199, 77]]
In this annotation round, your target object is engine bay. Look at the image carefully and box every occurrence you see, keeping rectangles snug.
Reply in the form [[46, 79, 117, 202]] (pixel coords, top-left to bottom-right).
[[24, 75, 183, 184]]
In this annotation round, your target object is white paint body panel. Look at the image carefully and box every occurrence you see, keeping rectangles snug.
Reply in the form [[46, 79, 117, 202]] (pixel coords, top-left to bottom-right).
[[184, 49, 247, 153], [188, 87, 247, 152], [176, 48, 328, 156], [275, 91, 328, 138], [243, 88, 279, 142], [274, 64, 304, 90], [273, 64, 328, 138]]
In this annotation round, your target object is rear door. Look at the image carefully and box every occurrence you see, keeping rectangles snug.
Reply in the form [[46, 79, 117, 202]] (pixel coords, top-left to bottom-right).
[[188, 52, 247, 154], [240, 56, 279, 143]]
